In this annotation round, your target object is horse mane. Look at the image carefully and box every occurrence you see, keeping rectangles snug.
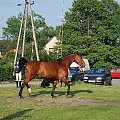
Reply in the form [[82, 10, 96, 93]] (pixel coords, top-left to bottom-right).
[[57, 52, 81, 60], [56, 53, 78, 65]]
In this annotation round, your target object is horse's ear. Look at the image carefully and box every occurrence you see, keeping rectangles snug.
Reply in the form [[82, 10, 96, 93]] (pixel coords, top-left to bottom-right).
[[19, 57, 28, 63]]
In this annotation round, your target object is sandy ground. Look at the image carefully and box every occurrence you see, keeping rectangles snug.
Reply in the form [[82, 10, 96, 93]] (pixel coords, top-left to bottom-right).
[[1, 81, 120, 106]]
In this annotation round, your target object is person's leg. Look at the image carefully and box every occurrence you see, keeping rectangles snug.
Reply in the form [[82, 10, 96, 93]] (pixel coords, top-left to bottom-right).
[[16, 73, 19, 87], [18, 72, 22, 87]]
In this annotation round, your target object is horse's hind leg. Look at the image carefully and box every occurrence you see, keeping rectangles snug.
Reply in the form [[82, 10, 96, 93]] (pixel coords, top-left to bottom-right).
[[51, 80, 58, 98], [66, 81, 70, 97], [62, 78, 70, 97]]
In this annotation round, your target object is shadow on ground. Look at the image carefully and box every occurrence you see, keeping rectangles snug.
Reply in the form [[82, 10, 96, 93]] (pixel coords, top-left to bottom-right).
[[31, 89, 93, 98], [0, 109, 33, 120]]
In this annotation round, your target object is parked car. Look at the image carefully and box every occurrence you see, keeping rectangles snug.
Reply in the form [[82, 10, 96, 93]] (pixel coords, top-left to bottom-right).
[[83, 68, 112, 85], [68, 60, 90, 82], [68, 59, 90, 81], [68, 67, 84, 82], [110, 68, 120, 78]]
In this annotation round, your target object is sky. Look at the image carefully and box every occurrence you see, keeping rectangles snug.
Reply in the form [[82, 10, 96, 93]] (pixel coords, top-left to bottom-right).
[[0, 0, 73, 39], [0, 0, 120, 39]]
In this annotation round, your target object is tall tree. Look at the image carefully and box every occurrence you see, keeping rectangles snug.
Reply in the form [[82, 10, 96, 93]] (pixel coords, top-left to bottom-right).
[[2, 12, 56, 45], [63, 0, 120, 67], [2, 12, 57, 60]]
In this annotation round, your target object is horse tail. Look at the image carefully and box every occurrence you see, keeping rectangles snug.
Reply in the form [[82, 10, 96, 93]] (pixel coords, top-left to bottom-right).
[[19, 57, 28, 71]]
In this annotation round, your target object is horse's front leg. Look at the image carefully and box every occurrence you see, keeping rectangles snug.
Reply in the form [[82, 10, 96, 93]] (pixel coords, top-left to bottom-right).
[[51, 80, 58, 98], [19, 82, 26, 98], [26, 83, 31, 96], [19, 81, 31, 98]]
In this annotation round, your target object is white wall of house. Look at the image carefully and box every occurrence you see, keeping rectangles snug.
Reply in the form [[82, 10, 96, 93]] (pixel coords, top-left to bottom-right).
[[0, 51, 2, 58], [44, 36, 58, 54]]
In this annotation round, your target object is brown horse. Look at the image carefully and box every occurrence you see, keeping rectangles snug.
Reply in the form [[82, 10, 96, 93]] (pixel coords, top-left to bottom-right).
[[18, 53, 85, 98]]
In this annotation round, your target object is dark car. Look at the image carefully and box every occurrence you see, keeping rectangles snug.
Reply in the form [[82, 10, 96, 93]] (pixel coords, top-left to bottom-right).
[[68, 67, 84, 82], [83, 68, 112, 85], [110, 68, 120, 79]]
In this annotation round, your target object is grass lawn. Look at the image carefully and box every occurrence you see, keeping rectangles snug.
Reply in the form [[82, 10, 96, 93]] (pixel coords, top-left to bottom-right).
[[0, 81, 120, 120]]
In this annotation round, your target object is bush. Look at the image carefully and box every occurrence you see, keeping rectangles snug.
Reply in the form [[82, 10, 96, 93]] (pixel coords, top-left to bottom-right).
[[0, 64, 14, 82]]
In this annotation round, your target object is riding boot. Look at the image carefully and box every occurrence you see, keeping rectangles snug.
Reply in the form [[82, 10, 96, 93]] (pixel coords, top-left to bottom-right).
[[16, 81, 19, 88], [19, 81, 21, 87], [60, 81, 62, 87]]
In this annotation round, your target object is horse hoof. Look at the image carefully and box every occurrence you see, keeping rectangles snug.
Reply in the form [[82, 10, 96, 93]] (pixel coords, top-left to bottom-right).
[[19, 96, 23, 98], [51, 95, 54, 98], [29, 93, 31, 97]]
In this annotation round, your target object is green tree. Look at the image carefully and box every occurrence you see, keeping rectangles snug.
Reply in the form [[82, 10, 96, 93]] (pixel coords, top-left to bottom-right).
[[2, 11, 57, 60], [63, 0, 120, 67]]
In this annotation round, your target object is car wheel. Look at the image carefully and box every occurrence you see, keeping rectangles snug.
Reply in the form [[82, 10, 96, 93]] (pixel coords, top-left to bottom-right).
[[75, 76, 79, 81], [108, 80, 112, 86], [105, 80, 109, 86], [101, 81, 104, 85], [102, 80, 107, 85]]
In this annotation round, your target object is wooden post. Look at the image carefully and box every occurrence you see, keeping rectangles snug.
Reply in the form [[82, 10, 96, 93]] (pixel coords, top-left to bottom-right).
[[22, 2, 28, 57], [28, 0, 39, 61], [14, 0, 26, 66], [14, 0, 39, 66], [57, 0, 64, 59]]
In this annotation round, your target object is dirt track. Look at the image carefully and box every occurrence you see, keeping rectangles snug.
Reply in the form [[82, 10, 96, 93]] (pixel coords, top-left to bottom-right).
[[1, 81, 120, 106], [0, 81, 40, 88], [8, 94, 120, 106]]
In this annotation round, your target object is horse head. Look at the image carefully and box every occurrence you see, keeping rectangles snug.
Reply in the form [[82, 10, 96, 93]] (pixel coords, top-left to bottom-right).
[[73, 53, 85, 68], [19, 57, 28, 70]]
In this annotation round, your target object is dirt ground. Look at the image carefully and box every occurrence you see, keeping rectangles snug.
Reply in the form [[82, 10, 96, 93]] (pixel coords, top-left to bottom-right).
[[1, 81, 120, 106], [8, 94, 120, 106], [0, 81, 40, 87]]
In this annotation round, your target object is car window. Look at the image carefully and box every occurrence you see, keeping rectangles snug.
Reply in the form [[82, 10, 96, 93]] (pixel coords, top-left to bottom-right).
[[117, 69, 120, 72], [88, 68, 105, 74], [111, 69, 117, 72], [111, 68, 120, 72], [69, 67, 77, 73]]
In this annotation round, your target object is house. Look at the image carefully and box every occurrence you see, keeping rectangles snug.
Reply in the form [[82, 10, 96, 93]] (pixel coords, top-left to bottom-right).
[[0, 51, 2, 59], [44, 36, 58, 54]]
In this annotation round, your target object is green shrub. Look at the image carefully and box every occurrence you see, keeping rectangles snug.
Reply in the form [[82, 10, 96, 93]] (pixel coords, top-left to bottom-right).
[[0, 64, 14, 82]]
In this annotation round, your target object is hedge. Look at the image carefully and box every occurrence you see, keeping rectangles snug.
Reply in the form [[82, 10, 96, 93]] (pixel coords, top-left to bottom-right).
[[0, 64, 14, 82]]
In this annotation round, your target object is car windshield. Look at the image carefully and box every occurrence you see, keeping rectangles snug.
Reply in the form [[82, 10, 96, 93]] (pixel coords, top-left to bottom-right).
[[69, 67, 77, 73], [88, 68, 105, 74], [111, 68, 120, 72]]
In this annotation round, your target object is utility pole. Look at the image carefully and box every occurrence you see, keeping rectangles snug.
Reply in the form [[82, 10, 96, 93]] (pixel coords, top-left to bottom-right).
[[57, 0, 64, 59], [14, 0, 39, 66]]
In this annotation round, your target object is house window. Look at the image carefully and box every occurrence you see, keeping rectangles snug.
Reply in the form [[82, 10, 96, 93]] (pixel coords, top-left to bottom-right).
[[49, 48, 54, 54]]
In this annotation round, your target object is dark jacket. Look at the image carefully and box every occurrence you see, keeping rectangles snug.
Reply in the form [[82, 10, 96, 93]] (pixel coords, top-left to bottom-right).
[[14, 63, 20, 73]]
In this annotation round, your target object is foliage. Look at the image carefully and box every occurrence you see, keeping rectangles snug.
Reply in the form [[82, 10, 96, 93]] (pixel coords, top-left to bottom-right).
[[0, 51, 15, 81], [2, 11, 57, 58], [63, 0, 120, 67], [1, 0, 120, 81], [0, 63, 13, 82], [0, 40, 17, 55]]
